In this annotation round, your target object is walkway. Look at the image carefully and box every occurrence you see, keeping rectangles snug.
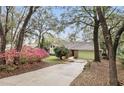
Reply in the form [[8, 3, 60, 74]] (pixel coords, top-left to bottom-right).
[[0, 60, 87, 86]]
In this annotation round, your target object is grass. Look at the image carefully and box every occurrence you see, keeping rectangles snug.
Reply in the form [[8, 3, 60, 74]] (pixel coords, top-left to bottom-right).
[[78, 51, 94, 60], [43, 51, 94, 63], [43, 55, 66, 64]]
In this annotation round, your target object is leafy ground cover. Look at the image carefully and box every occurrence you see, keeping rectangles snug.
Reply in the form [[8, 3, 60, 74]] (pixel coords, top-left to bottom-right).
[[70, 59, 124, 86], [0, 61, 54, 79]]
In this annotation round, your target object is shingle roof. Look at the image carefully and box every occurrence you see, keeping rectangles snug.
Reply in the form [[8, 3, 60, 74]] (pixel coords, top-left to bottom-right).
[[64, 41, 94, 51]]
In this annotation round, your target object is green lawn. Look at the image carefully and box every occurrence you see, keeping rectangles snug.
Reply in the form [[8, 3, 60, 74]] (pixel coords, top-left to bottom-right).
[[43, 55, 66, 64], [78, 51, 94, 60], [43, 51, 94, 63]]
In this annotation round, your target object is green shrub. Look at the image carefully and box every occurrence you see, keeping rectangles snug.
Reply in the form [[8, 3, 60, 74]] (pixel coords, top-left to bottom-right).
[[0, 65, 17, 72], [20, 57, 28, 64], [0, 65, 6, 71], [118, 49, 124, 64], [29, 57, 41, 63], [20, 57, 41, 64], [83, 61, 92, 70], [118, 56, 124, 65], [54, 47, 69, 60]]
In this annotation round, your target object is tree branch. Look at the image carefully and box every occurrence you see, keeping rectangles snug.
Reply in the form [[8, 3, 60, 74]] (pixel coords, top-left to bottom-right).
[[106, 7, 117, 20], [82, 6, 94, 19], [5, 6, 10, 34], [113, 22, 124, 50], [12, 7, 27, 42], [109, 21, 121, 32]]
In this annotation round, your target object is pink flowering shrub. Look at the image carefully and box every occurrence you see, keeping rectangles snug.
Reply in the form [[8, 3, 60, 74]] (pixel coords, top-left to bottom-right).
[[0, 49, 19, 64], [19, 46, 49, 63], [0, 45, 49, 64]]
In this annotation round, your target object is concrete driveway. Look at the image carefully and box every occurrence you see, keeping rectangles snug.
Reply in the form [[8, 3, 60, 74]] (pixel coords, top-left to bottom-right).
[[0, 61, 87, 86]]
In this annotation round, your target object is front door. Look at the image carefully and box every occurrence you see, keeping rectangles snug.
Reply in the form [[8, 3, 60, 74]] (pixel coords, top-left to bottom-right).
[[72, 50, 74, 56]]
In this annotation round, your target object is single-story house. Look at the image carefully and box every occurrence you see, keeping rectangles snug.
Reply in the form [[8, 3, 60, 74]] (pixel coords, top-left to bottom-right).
[[49, 41, 102, 59], [63, 41, 95, 59]]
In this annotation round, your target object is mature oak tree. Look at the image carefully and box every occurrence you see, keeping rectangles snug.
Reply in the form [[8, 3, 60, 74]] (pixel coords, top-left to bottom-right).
[[96, 6, 124, 85], [0, 6, 14, 64], [14, 6, 39, 64], [61, 6, 101, 62], [29, 7, 58, 48]]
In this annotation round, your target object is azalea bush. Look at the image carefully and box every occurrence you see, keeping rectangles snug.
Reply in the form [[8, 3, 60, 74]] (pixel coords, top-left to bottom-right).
[[0, 45, 49, 64], [0, 49, 19, 64], [20, 46, 49, 63]]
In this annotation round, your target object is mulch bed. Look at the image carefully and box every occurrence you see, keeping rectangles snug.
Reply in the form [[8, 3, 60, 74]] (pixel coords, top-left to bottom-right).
[[0, 61, 56, 79], [70, 59, 124, 86]]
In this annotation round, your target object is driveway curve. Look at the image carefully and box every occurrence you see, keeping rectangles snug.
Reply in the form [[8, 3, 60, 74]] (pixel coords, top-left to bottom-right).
[[0, 61, 87, 86]]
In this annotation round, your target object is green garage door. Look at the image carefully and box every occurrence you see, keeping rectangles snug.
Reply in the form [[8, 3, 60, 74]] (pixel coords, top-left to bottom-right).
[[78, 50, 94, 60]]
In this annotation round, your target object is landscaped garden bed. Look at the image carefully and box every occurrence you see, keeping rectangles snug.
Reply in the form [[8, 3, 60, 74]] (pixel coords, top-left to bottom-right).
[[0, 61, 55, 79], [0, 45, 60, 79], [70, 59, 124, 86]]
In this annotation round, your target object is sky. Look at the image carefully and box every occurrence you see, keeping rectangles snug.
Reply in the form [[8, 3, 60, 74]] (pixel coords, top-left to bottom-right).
[[51, 7, 84, 41], [52, 7, 71, 39], [15, 6, 81, 41], [51, 6, 124, 41], [5, 6, 124, 42], [0, 6, 79, 44]]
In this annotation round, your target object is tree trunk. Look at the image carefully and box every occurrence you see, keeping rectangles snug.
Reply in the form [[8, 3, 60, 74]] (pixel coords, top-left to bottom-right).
[[40, 32, 46, 48], [0, 34, 6, 65], [96, 6, 118, 85], [60, 56, 63, 60], [16, 7, 34, 51], [40, 35, 44, 48], [0, 7, 6, 65], [113, 23, 124, 61], [14, 7, 35, 64], [38, 33, 41, 48], [108, 45, 118, 85], [93, 19, 100, 62]]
